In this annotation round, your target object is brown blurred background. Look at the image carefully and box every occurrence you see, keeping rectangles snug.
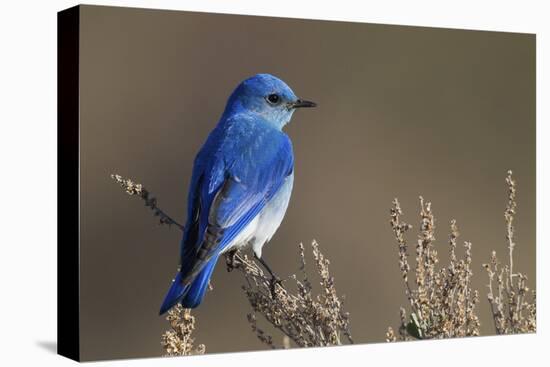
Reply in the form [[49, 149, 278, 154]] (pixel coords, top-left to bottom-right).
[[78, 5, 535, 361]]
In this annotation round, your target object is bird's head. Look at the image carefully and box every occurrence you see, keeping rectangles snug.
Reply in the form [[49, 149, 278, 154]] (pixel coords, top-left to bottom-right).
[[224, 73, 316, 129]]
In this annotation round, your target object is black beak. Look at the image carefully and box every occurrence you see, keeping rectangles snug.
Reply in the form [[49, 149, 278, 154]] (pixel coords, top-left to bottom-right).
[[290, 99, 317, 109]]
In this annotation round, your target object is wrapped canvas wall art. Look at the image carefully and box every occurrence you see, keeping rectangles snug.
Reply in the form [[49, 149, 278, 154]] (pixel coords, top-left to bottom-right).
[[58, 5, 536, 361]]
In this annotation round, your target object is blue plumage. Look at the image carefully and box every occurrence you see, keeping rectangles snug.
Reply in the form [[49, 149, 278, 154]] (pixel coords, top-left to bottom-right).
[[160, 74, 316, 314]]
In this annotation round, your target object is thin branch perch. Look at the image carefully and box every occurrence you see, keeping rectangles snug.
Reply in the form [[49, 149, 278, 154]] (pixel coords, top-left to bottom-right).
[[110, 174, 184, 230]]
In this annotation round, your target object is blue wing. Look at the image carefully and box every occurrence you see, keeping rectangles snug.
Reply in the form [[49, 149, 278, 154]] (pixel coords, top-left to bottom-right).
[[179, 115, 294, 283]]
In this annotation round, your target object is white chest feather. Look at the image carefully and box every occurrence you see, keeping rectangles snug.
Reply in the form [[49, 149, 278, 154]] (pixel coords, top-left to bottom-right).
[[223, 173, 294, 258]]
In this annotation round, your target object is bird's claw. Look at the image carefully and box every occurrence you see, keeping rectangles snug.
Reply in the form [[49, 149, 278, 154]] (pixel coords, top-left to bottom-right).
[[225, 250, 239, 272], [269, 276, 283, 298]]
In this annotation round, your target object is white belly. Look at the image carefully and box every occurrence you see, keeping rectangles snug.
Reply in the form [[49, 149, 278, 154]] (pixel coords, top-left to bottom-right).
[[222, 173, 294, 258]]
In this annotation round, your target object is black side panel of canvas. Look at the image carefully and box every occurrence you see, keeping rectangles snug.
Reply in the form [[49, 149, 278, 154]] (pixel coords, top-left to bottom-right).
[[57, 5, 80, 362]]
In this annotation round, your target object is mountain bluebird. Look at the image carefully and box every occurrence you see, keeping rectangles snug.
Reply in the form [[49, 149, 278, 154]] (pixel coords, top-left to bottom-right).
[[159, 73, 316, 314]]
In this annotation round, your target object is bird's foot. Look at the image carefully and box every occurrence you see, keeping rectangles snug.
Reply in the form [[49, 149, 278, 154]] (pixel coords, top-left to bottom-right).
[[253, 253, 284, 298], [269, 275, 284, 299], [225, 249, 239, 272]]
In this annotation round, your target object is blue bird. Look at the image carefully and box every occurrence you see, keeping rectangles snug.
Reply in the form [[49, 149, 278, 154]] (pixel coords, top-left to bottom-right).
[[159, 73, 316, 314]]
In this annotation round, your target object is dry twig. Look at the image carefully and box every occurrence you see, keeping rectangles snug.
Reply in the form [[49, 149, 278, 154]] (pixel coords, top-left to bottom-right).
[[161, 304, 206, 356], [110, 174, 183, 230], [483, 171, 536, 334]]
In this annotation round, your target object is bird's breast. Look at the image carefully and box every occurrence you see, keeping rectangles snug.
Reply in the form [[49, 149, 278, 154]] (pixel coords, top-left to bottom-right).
[[250, 173, 294, 257]]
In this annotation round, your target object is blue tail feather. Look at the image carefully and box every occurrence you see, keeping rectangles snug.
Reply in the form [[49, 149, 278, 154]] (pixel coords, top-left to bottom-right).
[[159, 272, 189, 315], [159, 255, 219, 314], [181, 255, 218, 308]]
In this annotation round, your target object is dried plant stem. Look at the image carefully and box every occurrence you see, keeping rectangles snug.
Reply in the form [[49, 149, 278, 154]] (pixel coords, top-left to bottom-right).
[[389, 199, 415, 313], [110, 174, 184, 230], [386, 170, 536, 341], [483, 171, 536, 334], [506, 172, 516, 286], [387, 197, 480, 341], [161, 305, 205, 356]]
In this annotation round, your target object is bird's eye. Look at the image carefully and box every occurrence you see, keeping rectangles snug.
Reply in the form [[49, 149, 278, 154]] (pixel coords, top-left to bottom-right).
[[266, 94, 280, 105]]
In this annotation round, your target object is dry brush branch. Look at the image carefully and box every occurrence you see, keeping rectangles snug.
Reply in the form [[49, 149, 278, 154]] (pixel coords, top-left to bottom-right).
[[111, 174, 184, 230], [161, 305, 206, 356], [386, 197, 480, 341], [483, 171, 536, 334], [229, 241, 353, 348], [387, 171, 536, 341]]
